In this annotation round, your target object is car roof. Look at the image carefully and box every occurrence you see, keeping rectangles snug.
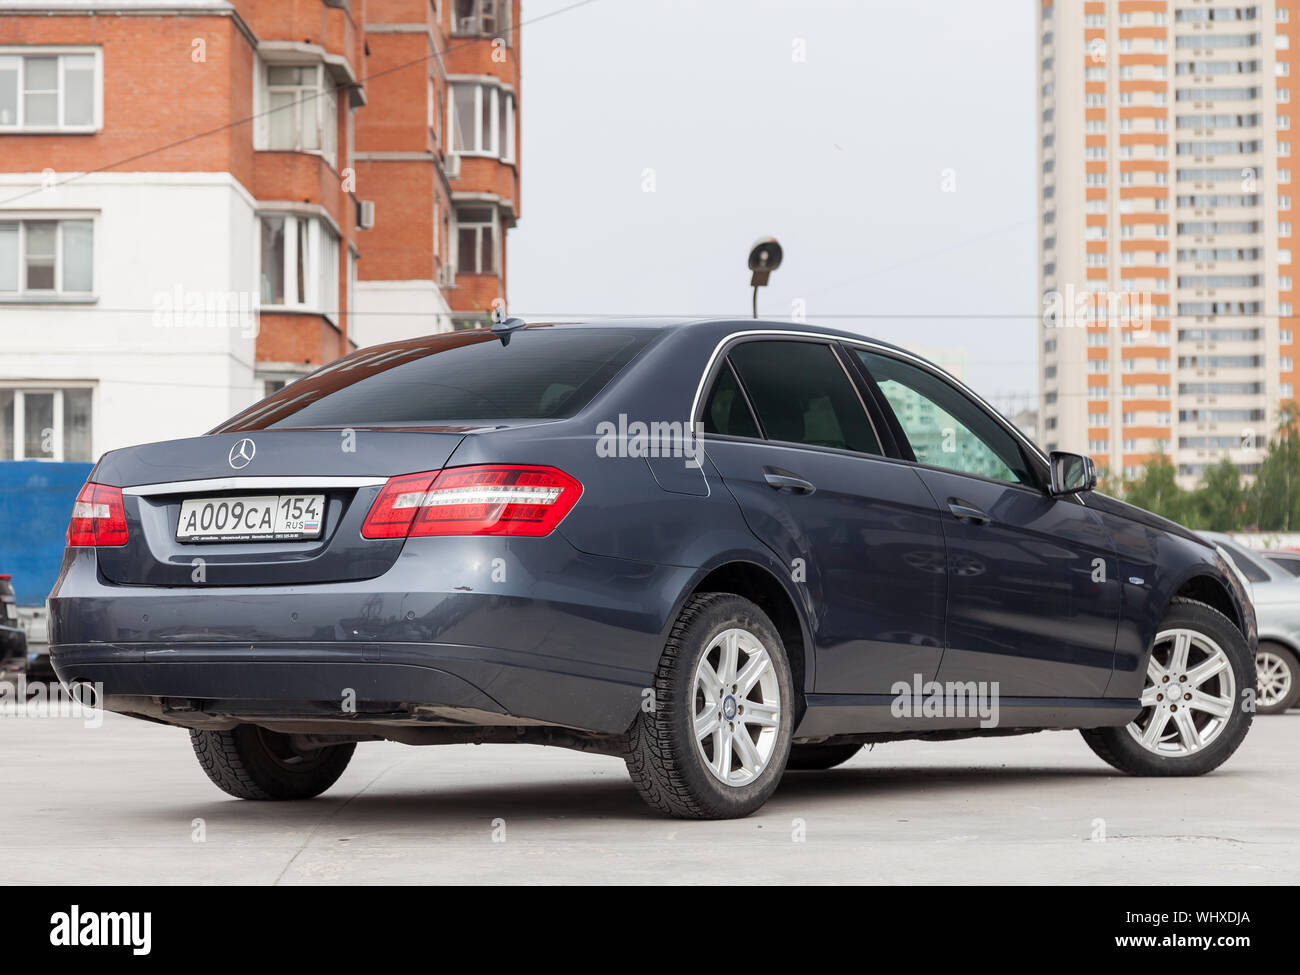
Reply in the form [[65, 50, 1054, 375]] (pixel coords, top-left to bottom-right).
[[510, 318, 915, 354]]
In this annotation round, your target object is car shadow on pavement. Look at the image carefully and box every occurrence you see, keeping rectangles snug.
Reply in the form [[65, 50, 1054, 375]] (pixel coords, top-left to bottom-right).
[[164, 761, 1149, 829]]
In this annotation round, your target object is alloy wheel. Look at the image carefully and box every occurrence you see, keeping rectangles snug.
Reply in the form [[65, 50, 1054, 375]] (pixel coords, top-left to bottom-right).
[[1256, 650, 1295, 710], [692, 627, 781, 786], [1126, 627, 1237, 757]]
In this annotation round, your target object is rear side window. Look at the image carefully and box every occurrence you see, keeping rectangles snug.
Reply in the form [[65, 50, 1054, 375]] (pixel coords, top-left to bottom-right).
[[702, 362, 760, 438], [727, 341, 881, 454], [214, 327, 659, 431]]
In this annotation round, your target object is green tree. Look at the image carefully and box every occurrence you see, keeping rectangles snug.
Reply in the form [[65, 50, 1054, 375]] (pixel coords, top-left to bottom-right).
[[1185, 456, 1245, 531], [1249, 401, 1300, 530], [1123, 453, 1189, 523]]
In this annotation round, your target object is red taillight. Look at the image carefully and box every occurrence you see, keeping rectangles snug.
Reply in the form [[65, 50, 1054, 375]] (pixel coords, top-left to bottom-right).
[[361, 465, 582, 540], [359, 470, 440, 539], [66, 482, 129, 547]]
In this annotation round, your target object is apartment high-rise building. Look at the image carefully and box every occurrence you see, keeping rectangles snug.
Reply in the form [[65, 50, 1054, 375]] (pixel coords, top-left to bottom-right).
[[1038, 0, 1297, 487]]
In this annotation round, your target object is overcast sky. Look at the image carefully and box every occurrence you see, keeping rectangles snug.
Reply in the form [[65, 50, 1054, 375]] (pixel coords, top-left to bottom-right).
[[509, 0, 1039, 413]]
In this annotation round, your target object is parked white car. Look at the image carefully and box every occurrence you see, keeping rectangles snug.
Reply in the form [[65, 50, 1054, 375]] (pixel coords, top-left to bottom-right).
[[1203, 533, 1300, 715]]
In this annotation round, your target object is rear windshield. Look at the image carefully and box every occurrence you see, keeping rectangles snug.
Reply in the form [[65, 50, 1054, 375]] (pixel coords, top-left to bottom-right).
[[214, 327, 659, 431]]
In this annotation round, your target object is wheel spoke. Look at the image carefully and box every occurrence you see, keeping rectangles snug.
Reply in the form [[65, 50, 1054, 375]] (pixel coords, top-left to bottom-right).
[[696, 660, 722, 700], [1186, 688, 1232, 720], [1141, 707, 1172, 748], [717, 631, 740, 685], [731, 726, 762, 771], [1186, 653, 1228, 689], [1173, 708, 1203, 750], [742, 700, 780, 729], [712, 724, 733, 778], [735, 653, 769, 695], [1168, 632, 1192, 675], [1147, 653, 1169, 684], [694, 709, 717, 741]]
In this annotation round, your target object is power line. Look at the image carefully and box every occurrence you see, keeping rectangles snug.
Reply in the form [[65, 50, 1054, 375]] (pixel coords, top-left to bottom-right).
[[0, 0, 601, 209], [5, 307, 1297, 319]]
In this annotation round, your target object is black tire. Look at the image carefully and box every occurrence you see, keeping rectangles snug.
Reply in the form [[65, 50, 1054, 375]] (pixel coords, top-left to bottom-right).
[[1255, 641, 1300, 715], [785, 742, 862, 771], [1081, 598, 1253, 776], [625, 592, 795, 819], [189, 725, 355, 800]]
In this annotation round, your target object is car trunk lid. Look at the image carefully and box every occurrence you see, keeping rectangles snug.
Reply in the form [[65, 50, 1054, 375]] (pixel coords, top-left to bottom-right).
[[90, 429, 469, 586]]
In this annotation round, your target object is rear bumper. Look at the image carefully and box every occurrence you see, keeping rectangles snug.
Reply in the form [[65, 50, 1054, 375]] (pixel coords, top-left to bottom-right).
[[50, 640, 643, 733], [48, 535, 697, 735]]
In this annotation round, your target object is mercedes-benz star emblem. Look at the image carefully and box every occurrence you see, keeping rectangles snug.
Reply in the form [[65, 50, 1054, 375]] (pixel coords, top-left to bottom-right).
[[228, 438, 256, 470]]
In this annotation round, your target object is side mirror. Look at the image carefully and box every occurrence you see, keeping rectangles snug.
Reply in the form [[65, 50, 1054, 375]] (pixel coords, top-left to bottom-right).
[[1048, 451, 1097, 496]]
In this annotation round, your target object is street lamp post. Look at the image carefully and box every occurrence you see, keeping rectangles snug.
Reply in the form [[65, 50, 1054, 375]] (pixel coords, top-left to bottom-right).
[[748, 237, 783, 319]]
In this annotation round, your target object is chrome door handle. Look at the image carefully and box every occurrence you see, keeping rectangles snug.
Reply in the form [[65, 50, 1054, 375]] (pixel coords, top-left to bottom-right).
[[947, 501, 990, 525], [763, 469, 816, 495]]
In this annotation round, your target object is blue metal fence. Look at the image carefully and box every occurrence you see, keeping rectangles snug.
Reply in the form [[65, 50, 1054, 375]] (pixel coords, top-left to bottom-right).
[[0, 461, 92, 606]]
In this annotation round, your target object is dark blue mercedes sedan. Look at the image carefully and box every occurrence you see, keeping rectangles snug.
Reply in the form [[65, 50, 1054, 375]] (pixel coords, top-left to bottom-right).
[[48, 319, 1257, 818]]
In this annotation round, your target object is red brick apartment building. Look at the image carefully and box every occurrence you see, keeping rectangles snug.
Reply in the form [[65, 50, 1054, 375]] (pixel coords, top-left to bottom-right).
[[0, 0, 521, 462]]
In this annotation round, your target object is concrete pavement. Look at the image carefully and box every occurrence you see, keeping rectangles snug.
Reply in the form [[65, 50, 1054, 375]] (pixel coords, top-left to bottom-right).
[[2, 711, 1297, 884]]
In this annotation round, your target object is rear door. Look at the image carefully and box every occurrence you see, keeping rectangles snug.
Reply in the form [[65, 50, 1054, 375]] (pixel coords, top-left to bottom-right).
[[852, 348, 1120, 698], [700, 338, 948, 693]]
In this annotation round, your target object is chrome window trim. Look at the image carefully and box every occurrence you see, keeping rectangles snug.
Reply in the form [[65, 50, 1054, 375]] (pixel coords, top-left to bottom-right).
[[122, 475, 387, 497], [690, 328, 1050, 468]]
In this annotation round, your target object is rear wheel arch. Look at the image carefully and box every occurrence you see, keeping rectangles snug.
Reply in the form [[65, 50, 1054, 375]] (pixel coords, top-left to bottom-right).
[[686, 561, 811, 710]]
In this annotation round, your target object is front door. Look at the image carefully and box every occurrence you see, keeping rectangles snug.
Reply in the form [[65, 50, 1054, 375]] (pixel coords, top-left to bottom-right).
[[853, 348, 1120, 698]]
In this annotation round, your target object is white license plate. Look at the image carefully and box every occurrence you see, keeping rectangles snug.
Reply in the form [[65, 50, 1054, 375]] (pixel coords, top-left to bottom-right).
[[176, 494, 325, 542]]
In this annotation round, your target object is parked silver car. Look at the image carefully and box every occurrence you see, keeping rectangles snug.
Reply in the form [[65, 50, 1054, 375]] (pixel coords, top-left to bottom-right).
[[1203, 533, 1300, 715]]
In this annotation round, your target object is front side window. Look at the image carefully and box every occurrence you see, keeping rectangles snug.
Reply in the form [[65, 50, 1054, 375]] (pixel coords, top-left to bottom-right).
[[855, 349, 1033, 485], [0, 218, 94, 295], [726, 341, 880, 453], [264, 63, 338, 166], [0, 387, 93, 461], [0, 50, 98, 130]]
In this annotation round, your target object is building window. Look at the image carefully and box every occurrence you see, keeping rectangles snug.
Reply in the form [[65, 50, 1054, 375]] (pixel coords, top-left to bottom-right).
[[0, 49, 100, 131], [0, 218, 93, 295], [453, 0, 509, 38], [448, 82, 515, 162], [262, 63, 338, 167], [455, 206, 497, 275], [258, 214, 340, 316], [0, 386, 92, 461]]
